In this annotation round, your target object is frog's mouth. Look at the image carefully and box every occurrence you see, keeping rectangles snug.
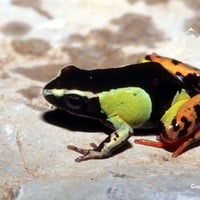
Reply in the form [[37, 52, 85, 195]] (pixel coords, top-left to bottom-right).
[[43, 89, 67, 110], [43, 88, 110, 124]]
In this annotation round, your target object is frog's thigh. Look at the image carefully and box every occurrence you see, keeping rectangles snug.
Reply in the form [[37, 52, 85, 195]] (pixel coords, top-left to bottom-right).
[[173, 128, 200, 157]]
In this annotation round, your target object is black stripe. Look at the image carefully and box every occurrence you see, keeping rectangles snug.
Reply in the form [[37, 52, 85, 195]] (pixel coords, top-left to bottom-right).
[[194, 104, 200, 124], [145, 55, 151, 60], [178, 116, 192, 138], [172, 118, 180, 131], [172, 59, 181, 65]]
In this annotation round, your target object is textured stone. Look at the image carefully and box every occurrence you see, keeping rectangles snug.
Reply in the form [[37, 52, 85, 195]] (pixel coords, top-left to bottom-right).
[[0, 0, 200, 199]]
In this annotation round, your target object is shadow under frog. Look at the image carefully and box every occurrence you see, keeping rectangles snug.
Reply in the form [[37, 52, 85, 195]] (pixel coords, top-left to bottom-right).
[[42, 109, 136, 156]]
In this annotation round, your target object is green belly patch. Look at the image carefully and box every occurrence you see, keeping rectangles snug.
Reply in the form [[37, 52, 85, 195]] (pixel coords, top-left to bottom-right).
[[99, 87, 152, 128]]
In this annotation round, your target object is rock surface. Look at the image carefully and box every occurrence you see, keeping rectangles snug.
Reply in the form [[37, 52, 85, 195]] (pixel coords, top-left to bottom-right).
[[1, 0, 200, 199]]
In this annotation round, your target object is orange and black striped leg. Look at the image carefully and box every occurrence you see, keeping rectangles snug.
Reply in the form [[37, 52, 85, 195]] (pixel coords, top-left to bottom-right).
[[134, 136, 171, 148], [172, 128, 200, 157]]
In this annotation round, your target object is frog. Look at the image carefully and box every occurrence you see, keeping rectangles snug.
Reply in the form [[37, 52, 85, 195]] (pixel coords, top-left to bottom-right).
[[135, 53, 200, 157], [43, 61, 185, 162]]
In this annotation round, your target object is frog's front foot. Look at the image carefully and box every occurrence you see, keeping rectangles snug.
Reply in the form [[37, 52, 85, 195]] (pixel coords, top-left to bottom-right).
[[68, 121, 132, 162], [67, 143, 109, 162]]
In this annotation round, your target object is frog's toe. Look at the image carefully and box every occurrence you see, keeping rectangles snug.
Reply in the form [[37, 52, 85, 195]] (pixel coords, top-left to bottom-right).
[[67, 145, 99, 162], [89, 143, 98, 148], [74, 155, 92, 162], [67, 145, 89, 155], [67, 144, 111, 162]]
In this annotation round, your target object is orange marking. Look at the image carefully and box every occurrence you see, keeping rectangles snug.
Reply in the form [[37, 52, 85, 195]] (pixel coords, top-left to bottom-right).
[[146, 53, 200, 77], [172, 94, 200, 138]]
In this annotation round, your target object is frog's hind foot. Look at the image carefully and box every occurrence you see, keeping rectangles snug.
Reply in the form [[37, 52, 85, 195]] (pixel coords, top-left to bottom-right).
[[67, 143, 106, 162]]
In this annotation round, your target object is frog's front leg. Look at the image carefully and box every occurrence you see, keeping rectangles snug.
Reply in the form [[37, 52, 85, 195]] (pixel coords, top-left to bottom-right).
[[67, 116, 132, 162]]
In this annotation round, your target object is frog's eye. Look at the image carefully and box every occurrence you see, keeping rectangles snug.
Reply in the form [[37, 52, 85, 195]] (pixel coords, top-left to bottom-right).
[[64, 94, 87, 110]]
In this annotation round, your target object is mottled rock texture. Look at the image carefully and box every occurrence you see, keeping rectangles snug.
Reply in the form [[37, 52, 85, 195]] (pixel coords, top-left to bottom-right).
[[0, 0, 200, 199]]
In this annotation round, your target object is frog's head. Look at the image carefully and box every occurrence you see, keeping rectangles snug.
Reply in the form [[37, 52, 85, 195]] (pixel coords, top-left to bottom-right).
[[43, 65, 123, 94], [43, 65, 95, 92], [43, 66, 106, 120]]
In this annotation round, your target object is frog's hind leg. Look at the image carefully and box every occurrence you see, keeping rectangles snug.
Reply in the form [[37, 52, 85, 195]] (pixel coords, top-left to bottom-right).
[[67, 117, 132, 162], [134, 136, 170, 148], [135, 128, 200, 157], [172, 127, 200, 157]]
